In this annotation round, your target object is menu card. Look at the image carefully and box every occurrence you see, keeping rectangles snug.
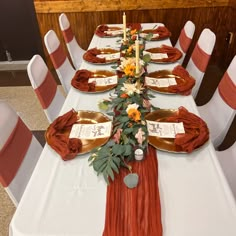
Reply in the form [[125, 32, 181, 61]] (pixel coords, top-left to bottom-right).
[[69, 121, 112, 139], [147, 120, 185, 138], [97, 52, 120, 61], [140, 33, 159, 38], [145, 76, 177, 87], [105, 30, 123, 36], [88, 75, 117, 86], [143, 51, 168, 60]]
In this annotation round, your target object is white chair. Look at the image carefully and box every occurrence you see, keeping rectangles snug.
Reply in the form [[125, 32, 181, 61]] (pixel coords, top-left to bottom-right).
[[186, 28, 216, 98], [198, 55, 236, 148], [27, 54, 65, 123], [59, 13, 86, 70], [0, 101, 43, 206], [216, 141, 236, 199], [44, 30, 76, 94], [174, 20, 195, 65]]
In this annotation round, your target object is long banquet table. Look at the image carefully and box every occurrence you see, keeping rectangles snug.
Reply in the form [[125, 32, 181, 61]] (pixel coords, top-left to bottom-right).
[[10, 23, 236, 236]]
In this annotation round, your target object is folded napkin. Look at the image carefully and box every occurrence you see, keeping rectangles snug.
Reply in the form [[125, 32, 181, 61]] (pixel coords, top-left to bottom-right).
[[46, 109, 82, 160], [154, 26, 171, 38], [83, 48, 106, 63], [71, 69, 96, 92], [95, 24, 109, 37], [166, 106, 209, 153], [126, 23, 142, 30], [103, 145, 162, 236], [168, 65, 196, 95], [147, 44, 182, 62], [143, 26, 171, 39]]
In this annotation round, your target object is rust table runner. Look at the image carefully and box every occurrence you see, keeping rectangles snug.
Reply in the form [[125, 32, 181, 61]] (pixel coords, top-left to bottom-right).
[[103, 145, 162, 236]]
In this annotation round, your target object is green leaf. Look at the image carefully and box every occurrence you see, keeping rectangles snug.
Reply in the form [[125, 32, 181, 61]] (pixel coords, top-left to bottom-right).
[[119, 116, 129, 123], [112, 144, 125, 155], [123, 145, 132, 156], [142, 53, 151, 63], [107, 166, 115, 181], [123, 173, 139, 188], [110, 160, 119, 174]]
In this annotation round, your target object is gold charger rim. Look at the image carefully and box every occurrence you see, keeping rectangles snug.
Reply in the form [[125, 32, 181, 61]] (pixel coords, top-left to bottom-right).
[[45, 110, 112, 155], [95, 25, 123, 38], [146, 70, 185, 94], [74, 70, 118, 94], [145, 109, 208, 153], [83, 48, 120, 65]]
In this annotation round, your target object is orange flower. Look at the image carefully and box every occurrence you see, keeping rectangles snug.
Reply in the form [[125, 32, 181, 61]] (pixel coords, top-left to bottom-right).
[[120, 93, 129, 98], [127, 108, 141, 122], [124, 64, 135, 77], [127, 46, 133, 53], [131, 29, 137, 35]]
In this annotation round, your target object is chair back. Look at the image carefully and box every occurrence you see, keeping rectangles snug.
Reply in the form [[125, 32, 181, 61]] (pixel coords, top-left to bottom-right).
[[198, 55, 236, 148], [186, 28, 216, 98], [59, 13, 86, 70], [44, 30, 76, 94], [175, 20, 195, 65], [27, 55, 65, 123], [216, 141, 236, 199], [0, 101, 43, 206]]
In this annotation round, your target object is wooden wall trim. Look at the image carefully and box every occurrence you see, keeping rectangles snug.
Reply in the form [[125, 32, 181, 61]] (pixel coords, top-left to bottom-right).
[[34, 0, 229, 13]]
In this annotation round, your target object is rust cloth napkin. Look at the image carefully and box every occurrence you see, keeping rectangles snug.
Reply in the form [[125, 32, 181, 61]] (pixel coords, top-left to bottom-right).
[[103, 145, 162, 236], [143, 26, 171, 39], [168, 65, 196, 95], [83, 48, 106, 63], [126, 23, 142, 31], [95, 24, 109, 37], [147, 44, 182, 62], [71, 69, 96, 92], [154, 26, 171, 38], [166, 106, 209, 153], [46, 109, 82, 160]]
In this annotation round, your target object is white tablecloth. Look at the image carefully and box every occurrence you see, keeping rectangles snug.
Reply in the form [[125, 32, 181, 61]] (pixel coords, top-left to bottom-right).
[[10, 23, 236, 236]]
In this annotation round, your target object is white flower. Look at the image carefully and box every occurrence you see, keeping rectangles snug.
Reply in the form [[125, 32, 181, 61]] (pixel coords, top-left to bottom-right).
[[121, 82, 142, 95], [126, 103, 139, 113]]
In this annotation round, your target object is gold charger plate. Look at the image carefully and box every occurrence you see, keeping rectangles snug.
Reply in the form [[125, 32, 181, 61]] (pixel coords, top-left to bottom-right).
[[140, 29, 171, 41], [145, 109, 205, 153], [45, 111, 112, 155], [83, 48, 120, 65], [144, 47, 182, 64], [146, 70, 185, 94], [78, 70, 117, 93], [95, 25, 123, 37]]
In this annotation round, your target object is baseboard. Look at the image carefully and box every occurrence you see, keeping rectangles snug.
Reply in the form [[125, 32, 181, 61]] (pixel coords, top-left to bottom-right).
[[0, 60, 29, 71]]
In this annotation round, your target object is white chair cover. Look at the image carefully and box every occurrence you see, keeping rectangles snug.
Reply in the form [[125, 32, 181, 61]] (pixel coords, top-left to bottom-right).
[[175, 20, 195, 65], [27, 55, 65, 123], [59, 13, 86, 70], [198, 55, 236, 148], [0, 101, 42, 206], [44, 30, 76, 94], [216, 141, 236, 199], [186, 28, 216, 98]]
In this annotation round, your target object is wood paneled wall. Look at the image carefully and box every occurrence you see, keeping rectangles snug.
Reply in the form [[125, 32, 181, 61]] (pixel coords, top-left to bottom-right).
[[34, 0, 230, 12], [34, 1, 235, 71]]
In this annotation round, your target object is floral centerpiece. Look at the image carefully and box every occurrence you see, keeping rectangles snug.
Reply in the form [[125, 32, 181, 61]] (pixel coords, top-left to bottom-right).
[[88, 29, 155, 186]]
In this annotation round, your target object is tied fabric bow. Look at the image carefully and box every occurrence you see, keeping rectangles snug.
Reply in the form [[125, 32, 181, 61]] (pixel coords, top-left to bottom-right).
[[83, 48, 106, 63], [46, 109, 82, 160], [71, 69, 96, 92], [142, 26, 171, 39], [166, 106, 209, 153], [168, 65, 196, 95], [95, 24, 109, 37]]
